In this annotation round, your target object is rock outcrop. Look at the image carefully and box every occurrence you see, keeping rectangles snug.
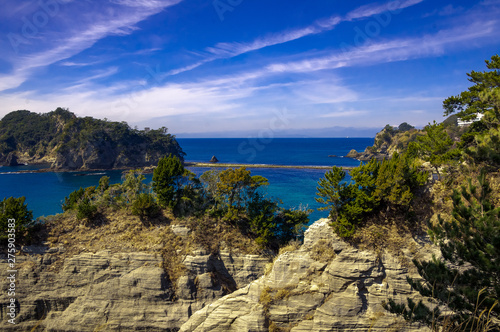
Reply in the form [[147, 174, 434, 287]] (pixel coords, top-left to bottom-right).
[[4, 152, 20, 166], [0, 219, 440, 331], [0, 108, 185, 170], [345, 127, 422, 161], [0, 247, 268, 331], [181, 219, 438, 332]]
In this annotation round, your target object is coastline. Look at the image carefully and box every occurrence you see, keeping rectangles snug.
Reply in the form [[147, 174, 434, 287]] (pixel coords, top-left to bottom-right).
[[184, 162, 352, 170], [0, 162, 352, 174]]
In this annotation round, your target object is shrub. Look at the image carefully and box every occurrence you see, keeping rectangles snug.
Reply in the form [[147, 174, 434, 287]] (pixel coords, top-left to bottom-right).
[[316, 152, 427, 238], [131, 193, 160, 219], [62, 187, 85, 211], [76, 197, 98, 221], [0, 196, 34, 243]]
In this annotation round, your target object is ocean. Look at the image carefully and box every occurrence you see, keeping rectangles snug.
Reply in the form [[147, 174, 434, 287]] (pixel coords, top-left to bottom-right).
[[0, 138, 374, 223]]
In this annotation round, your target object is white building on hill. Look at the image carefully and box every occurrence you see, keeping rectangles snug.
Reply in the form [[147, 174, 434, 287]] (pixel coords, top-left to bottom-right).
[[457, 113, 484, 126]]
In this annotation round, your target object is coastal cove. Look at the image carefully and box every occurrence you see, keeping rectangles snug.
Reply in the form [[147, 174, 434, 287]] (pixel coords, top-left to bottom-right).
[[0, 138, 374, 222]]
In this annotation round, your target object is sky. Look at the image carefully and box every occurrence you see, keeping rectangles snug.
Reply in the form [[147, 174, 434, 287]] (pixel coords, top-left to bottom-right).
[[0, 0, 499, 137]]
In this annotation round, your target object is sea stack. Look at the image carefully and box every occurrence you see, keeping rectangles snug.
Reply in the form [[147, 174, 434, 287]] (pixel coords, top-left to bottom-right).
[[210, 155, 219, 163]]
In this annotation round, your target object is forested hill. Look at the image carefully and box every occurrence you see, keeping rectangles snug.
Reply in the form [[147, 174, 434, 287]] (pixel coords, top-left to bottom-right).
[[0, 108, 185, 170]]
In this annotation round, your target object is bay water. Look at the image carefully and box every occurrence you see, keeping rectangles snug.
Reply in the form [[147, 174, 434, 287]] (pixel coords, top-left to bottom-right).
[[0, 138, 374, 223]]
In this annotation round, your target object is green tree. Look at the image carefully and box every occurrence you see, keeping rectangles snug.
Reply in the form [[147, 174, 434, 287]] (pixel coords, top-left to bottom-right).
[[97, 176, 110, 193], [316, 153, 427, 238], [206, 167, 269, 211], [316, 161, 378, 238], [464, 87, 500, 168], [398, 122, 415, 132], [152, 155, 185, 209], [131, 193, 160, 219], [386, 169, 500, 330], [246, 195, 309, 249], [76, 197, 98, 221], [0, 197, 34, 243], [121, 170, 147, 204], [443, 55, 500, 121], [414, 121, 459, 176], [62, 187, 85, 211]]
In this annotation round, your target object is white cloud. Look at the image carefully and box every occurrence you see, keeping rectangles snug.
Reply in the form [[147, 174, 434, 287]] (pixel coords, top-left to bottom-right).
[[262, 19, 498, 75], [167, 0, 425, 77], [0, 0, 183, 92]]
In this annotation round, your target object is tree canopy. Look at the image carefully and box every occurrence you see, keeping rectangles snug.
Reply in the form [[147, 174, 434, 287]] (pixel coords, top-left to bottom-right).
[[316, 152, 428, 238], [443, 54, 500, 121]]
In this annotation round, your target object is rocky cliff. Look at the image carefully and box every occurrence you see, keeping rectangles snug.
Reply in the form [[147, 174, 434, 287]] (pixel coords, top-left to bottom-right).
[[1, 218, 441, 331], [346, 126, 422, 161], [0, 108, 184, 170], [0, 244, 268, 331], [180, 219, 439, 332]]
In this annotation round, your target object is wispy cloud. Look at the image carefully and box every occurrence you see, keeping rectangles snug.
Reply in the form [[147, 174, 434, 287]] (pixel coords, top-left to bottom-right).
[[346, 0, 424, 20], [1, 0, 183, 92], [264, 19, 498, 75], [166, 0, 425, 76]]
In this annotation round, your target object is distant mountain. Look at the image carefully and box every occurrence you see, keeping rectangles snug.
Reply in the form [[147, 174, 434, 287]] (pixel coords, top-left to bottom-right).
[[176, 126, 381, 138], [0, 108, 184, 170]]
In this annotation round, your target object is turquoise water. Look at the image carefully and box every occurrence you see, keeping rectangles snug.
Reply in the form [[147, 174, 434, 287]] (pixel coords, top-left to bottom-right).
[[0, 138, 373, 222]]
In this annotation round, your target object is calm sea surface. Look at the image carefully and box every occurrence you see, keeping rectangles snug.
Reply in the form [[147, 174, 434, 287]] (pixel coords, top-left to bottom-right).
[[0, 138, 373, 222]]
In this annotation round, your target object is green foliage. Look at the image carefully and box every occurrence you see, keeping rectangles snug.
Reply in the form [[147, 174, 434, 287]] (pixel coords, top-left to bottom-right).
[[443, 54, 500, 120], [441, 54, 500, 169], [76, 197, 98, 221], [200, 167, 269, 218], [0, 196, 34, 243], [62, 187, 85, 211], [0, 107, 185, 166], [398, 122, 415, 132], [216, 167, 269, 210], [383, 298, 440, 326], [200, 167, 307, 249], [463, 88, 500, 168], [175, 170, 205, 217], [152, 155, 185, 210], [413, 121, 460, 175], [316, 153, 427, 238], [122, 170, 147, 204], [394, 170, 500, 329], [97, 176, 110, 192], [131, 193, 160, 219], [246, 195, 309, 249]]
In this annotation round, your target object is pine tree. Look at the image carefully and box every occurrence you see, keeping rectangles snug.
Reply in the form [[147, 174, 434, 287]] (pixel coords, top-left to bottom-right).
[[0, 196, 34, 243], [387, 169, 500, 330], [152, 155, 185, 209]]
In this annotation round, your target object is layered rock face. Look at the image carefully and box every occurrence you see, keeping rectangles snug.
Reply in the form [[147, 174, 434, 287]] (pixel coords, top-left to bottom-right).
[[181, 219, 437, 332], [0, 247, 268, 331], [1, 219, 438, 331]]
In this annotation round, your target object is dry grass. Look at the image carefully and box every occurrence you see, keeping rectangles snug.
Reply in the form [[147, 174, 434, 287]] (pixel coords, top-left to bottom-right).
[[44, 207, 264, 285], [278, 240, 301, 256], [309, 239, 336, 263]]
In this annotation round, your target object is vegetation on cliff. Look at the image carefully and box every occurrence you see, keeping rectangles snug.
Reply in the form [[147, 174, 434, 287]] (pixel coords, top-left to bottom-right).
[[316, 152, 428, 238], [57, 156, 308, 252], [0, 107, 185, 169], [319, 54, 500, 331], [0, 197, 36, 244]]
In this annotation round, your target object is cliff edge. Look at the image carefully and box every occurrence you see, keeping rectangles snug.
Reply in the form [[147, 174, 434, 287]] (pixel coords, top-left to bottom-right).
[[181, 218, 438, 332]]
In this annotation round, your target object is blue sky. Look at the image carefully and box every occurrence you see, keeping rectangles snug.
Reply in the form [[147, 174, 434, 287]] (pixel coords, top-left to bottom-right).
[[0, 0, 499, 137]]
